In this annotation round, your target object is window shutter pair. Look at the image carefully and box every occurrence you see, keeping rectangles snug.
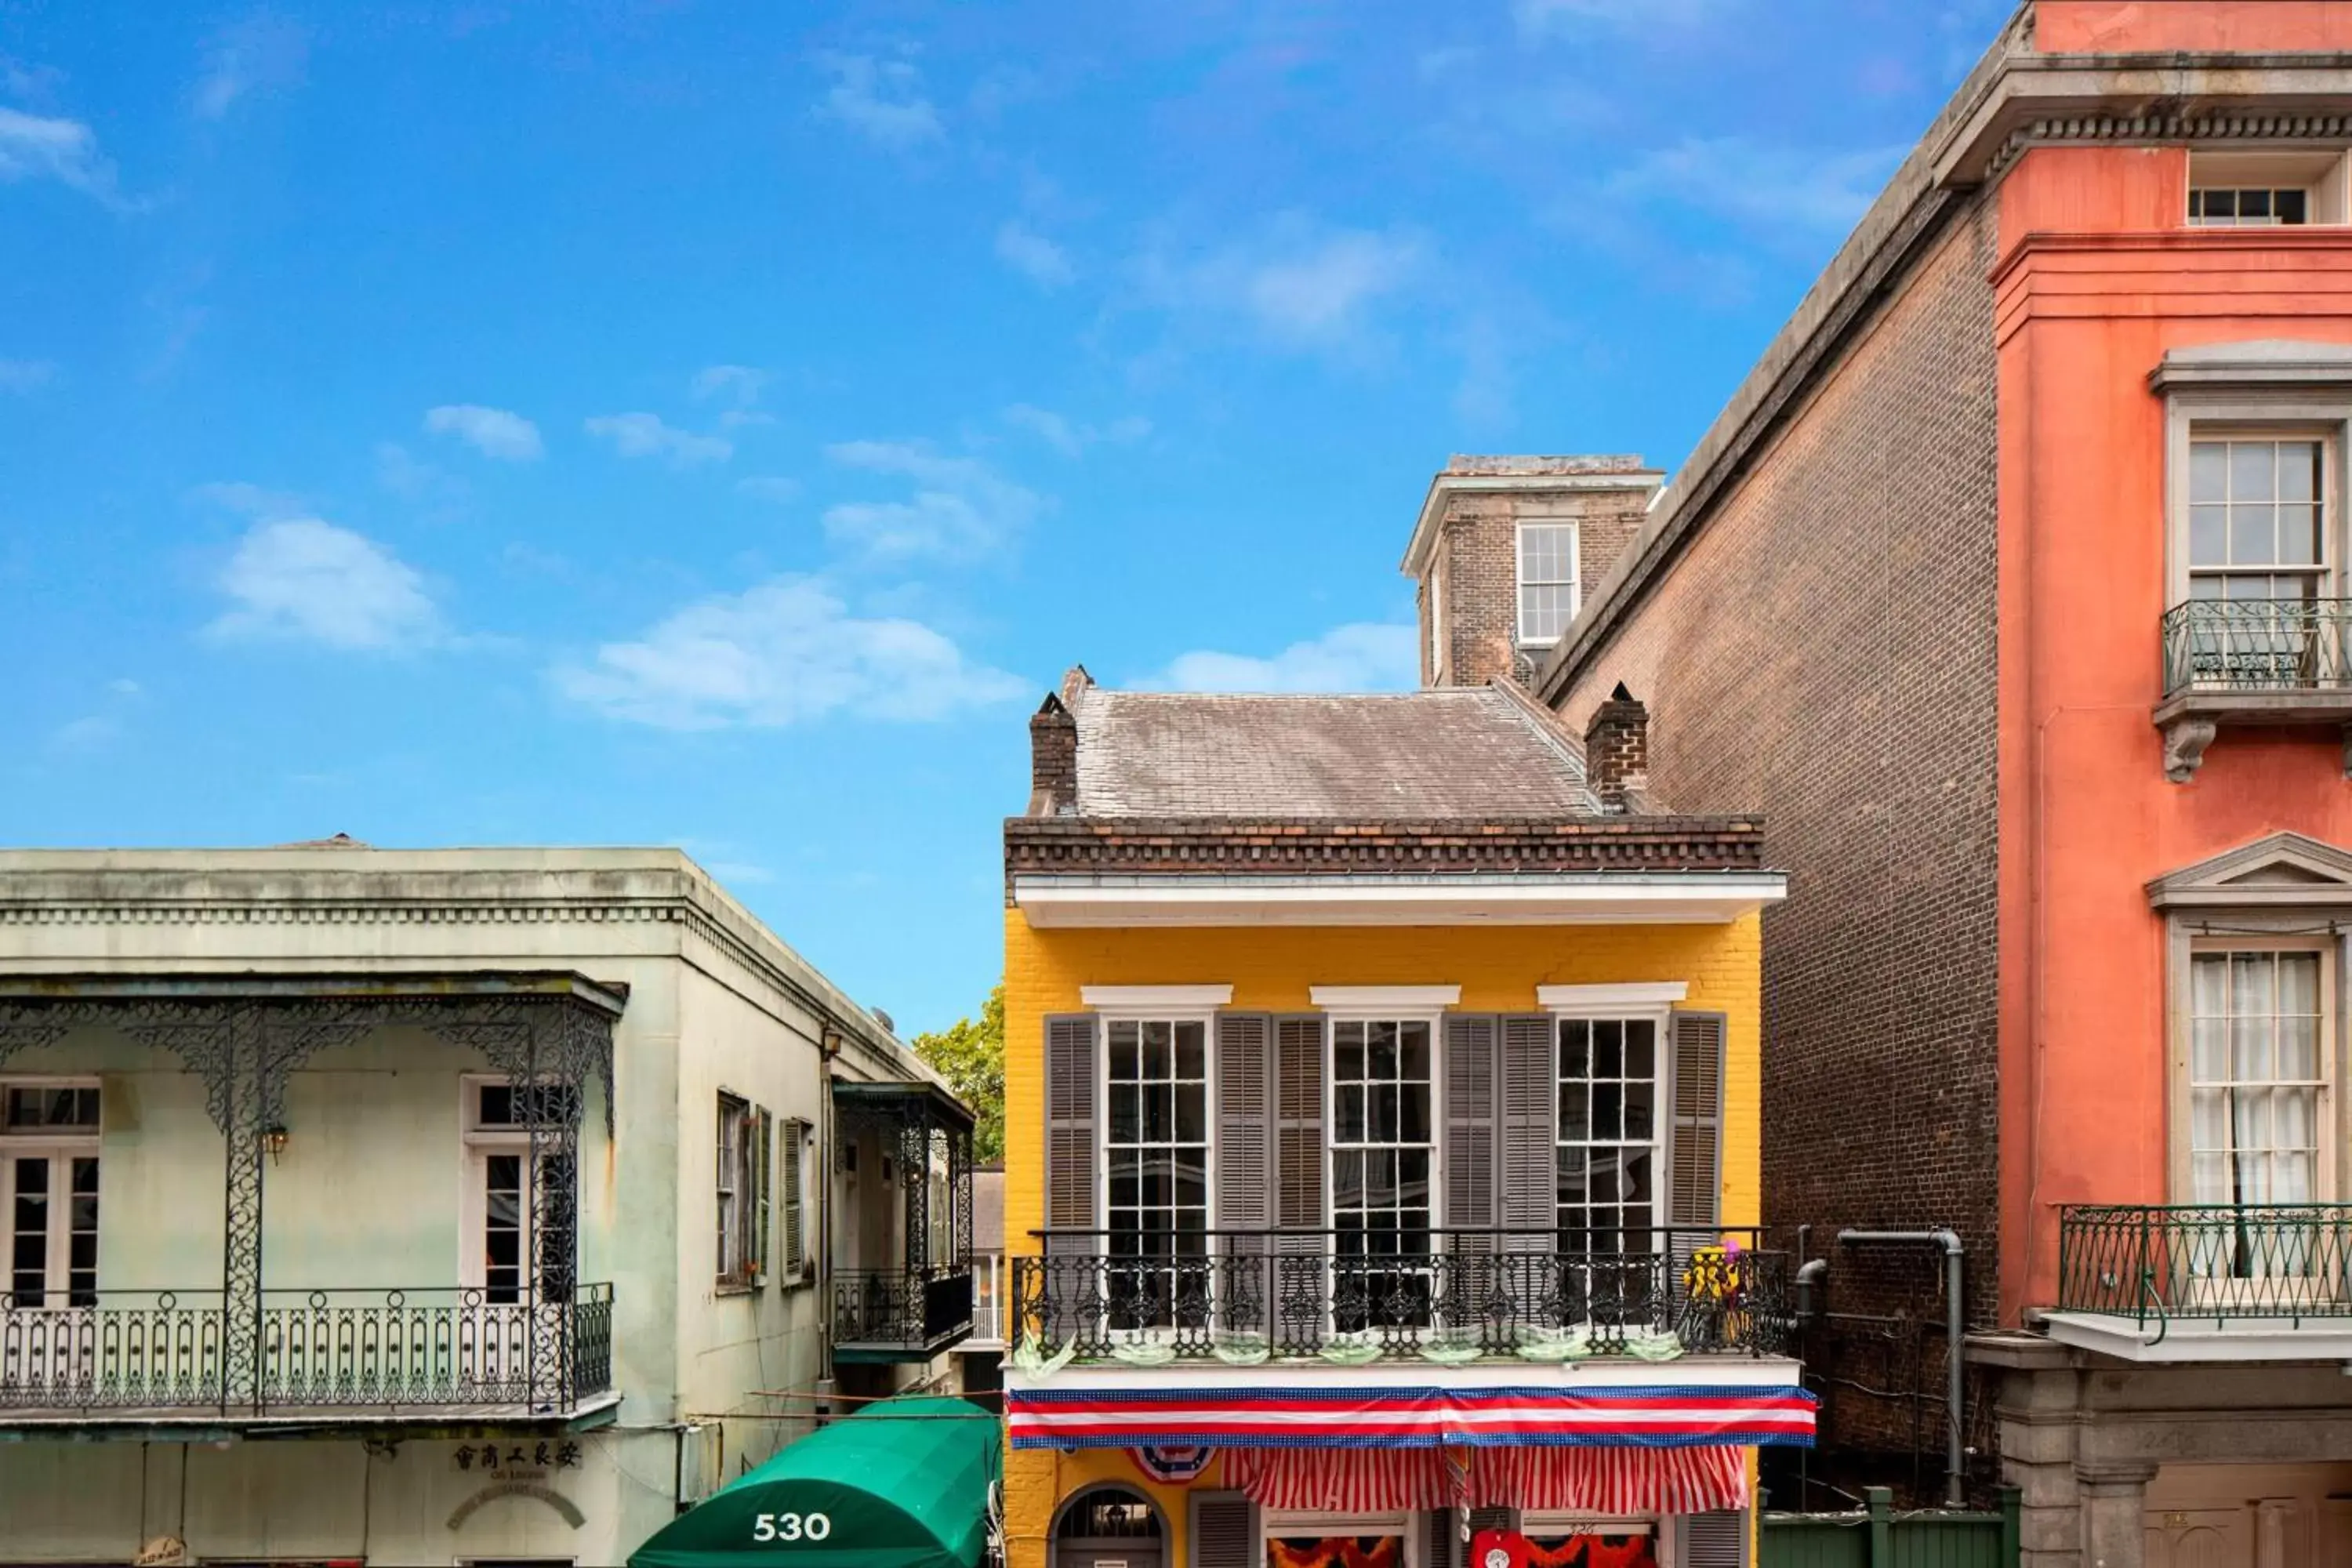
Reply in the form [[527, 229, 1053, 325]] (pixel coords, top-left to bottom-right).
[[1190, 1491, 1259, 1568], [780, 1118, 808, 1285]]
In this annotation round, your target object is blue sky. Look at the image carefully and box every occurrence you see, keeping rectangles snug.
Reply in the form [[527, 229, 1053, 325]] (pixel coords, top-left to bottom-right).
[[2, 0, 2010, 1036]]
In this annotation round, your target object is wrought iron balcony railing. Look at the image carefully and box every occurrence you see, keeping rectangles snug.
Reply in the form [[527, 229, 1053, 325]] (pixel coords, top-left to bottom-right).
[[0, 1283, 614, 1416], [2160, 598, 2352, 697], [2057, 1205, 2352, 1329], [833, 1266, 975, 1352], [1012, 1228, 1790, 1364]]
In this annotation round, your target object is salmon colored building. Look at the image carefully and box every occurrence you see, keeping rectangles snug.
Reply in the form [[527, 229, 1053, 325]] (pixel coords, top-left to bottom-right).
[[1405, 5, 2352, 1565]]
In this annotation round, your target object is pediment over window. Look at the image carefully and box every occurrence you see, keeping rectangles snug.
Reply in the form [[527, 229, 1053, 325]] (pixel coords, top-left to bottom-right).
[[2146, 831, 2352, 909]]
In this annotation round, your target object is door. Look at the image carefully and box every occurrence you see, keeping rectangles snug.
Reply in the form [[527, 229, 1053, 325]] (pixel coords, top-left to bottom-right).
[[1054, 1488, 1165, 1568]]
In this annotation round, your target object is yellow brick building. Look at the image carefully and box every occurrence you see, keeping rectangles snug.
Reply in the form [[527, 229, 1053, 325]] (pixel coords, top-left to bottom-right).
[[996, 671, 1805, 1568]]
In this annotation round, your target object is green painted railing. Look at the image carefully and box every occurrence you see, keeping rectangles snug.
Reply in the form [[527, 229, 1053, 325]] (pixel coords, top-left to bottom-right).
[[1762, 1488, 2019, 1568], [2161, 597, 2352, 696], [2057, 1204, 2352, 1330]]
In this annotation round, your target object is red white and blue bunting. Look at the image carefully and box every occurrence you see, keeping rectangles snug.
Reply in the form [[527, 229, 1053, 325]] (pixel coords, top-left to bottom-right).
[[1007, 1385, 1816, 1453], [1127, 1444, 1218, 1484]]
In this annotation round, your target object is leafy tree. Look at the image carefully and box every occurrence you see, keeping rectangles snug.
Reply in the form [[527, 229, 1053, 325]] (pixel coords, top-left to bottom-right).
[[912, 983, 1004, 1164]]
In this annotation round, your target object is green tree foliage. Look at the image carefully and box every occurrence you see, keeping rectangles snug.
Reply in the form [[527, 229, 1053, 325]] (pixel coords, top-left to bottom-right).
[[912, 983, 1005, 1164]]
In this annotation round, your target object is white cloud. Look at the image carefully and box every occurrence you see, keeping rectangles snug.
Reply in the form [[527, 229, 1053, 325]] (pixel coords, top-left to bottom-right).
[[1003, 403, 1150, 457], [424, 403, 543, 461], [0, 358, 54, 391], [996, 220, 1075, 289], [586, 412, 732, 466], [1145, 622, 1419, 694], [1515, 0, 1737, 34], [189, 480, 305, 518], [209, 518, 442, 652], [691, 364, 768, 406], [193, 13, 308, 121], [0, 107, 122, 203], [1602, 136, 1905, 235], [736, 476, 801, 504], [554, 575, 1025, 730], [821, 440, 1041, 558], [815, 53, 943, 151], [375, 441, 469, 509], [1138, 216, 1425, 350]]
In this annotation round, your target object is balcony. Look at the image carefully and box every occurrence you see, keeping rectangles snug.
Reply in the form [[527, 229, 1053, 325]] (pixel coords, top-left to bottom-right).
[[2047, 1204, 2352, 1362], [2155, 599, 2352, 779], [833, 1267, 976, 1359], [1011, 1228, 1791, 1366], [0, 1284, 613, 1423]]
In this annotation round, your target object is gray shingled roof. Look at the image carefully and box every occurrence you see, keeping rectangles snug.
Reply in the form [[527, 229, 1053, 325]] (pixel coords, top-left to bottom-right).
[[1071, 685, 1600, 818]]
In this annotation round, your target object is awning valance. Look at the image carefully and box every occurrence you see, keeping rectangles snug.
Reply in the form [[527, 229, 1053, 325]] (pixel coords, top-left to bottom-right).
[[1228, 1445, 1750, 1515], [629, 1397, 1000, 1568], [1006, 1385, 1815, 1451]]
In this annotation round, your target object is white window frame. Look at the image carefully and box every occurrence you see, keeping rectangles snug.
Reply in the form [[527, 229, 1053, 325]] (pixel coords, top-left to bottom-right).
[[1, 1076, 102, 1308], [2188, 149, 2350, 227], [1261, 1512, 1417, 1568], [2176, 937, 2336, 1206], [717, 1091, 754, 1289], [1515, 517, 1581, 647], [1094, 1000, 1220, 1302], [2161, 393, 2352, 608], [1542, 986, 1680, 1241], [459, 1075, 534, 1301]]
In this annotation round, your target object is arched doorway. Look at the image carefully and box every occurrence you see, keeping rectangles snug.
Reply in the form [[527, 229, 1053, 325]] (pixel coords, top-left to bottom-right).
[[1053, 1484, 1166, 1568]]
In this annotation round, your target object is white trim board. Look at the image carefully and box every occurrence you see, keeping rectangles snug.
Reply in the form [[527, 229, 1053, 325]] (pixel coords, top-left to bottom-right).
[[2041, 1311, 2352, 1365], [1538, 982, 1689, 1010], [1016, 874, 1788, 928], [1004, 1354, 1805, 1396], [1078, 985, 1234, 1013], [1309, 985, 1461, 1015]]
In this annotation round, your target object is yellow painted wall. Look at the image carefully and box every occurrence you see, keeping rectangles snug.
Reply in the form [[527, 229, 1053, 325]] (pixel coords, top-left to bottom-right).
[[999, 912, 1765, 1568]]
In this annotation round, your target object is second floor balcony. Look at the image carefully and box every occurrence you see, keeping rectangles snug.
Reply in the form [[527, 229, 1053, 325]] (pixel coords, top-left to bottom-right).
[[2048, 1203, 2352, 1361], [2157, 598, 2352, 779], [1012, 1226, 1792, 1368]]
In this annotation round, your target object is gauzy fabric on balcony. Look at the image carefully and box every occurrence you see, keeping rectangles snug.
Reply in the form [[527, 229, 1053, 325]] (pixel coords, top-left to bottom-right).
[[1224, 1445, 1748, 1515], [1004, 1384, 1815, 1451]]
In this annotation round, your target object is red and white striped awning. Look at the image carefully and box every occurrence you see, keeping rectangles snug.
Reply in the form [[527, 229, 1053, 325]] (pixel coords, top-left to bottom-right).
[[1007, 1384, 1815, 1453], [1224, 1445, 1749, 1515]]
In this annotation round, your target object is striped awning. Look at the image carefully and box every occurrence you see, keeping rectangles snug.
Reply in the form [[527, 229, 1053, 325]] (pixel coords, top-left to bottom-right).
[[1006, 1384, 1815, 1451], [1226, 1445, 1749, 1515]]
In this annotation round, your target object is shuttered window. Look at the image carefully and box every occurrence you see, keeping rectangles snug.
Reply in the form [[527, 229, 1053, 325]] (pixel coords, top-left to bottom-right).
[[1557, 1016, 1661, 1254], [1189, 1490, 1259, 1568], [1331, 1019, 1435, 1260], [1668, 1011, 1728, 1230], [1044, 1015, 1097, 1252], [1106, 1018, 1210, 1321], [779, 1117, 808, 1283], [1499, 1014, 1555, 1243], [1275, 1015, 1325, 1241], [1216, 1014, 1274, 1237], [1445, 1015, 1498, 1244]]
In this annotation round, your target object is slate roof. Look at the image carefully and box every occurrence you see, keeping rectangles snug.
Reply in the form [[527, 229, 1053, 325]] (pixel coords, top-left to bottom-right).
[[1068, 683, 1602, 819]]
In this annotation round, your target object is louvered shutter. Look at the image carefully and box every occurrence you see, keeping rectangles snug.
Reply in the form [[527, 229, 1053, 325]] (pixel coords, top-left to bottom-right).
[[1498, 1014, 1555, 1249], [1679, 1508, 1747, 1568], [1044, 1014, 1097, 1256], [1445, 1014, 1498, 1249], [1191, 1490, 1260, 1568], [1218, 1014, 1274, 1233], [1668, 1011, 1727, 1230], [1274, 1014, 1325, 1240], [753, 1109, 773, 1283], [1426, 1508, 1455, 1568], [781, 1118, 806, 1282]]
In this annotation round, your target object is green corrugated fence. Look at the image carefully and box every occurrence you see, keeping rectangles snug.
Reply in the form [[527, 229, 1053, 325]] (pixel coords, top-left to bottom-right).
[[1762, 1487, 2021, 1568]]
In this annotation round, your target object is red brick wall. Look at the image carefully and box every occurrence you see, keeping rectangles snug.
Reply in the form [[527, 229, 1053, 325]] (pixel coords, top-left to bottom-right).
[[1422, 487, 1656, 689]]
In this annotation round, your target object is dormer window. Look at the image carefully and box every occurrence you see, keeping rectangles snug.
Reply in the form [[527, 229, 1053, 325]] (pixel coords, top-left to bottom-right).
[[2189, 151, 2347, 227]]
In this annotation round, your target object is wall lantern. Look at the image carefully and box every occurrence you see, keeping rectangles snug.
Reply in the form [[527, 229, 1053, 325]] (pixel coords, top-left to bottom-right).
[[260, 1123, 290, 1164]]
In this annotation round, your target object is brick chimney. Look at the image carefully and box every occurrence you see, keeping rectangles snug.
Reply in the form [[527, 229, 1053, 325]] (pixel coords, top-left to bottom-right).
[[1583, 683, 1649, 812], [1028, 666, 1091, 816]]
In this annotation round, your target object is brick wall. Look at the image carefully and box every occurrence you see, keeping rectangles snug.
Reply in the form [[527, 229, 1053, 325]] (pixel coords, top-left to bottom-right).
[[1551, 195, 2003, 1456], [1421, 484, 1657, 688]]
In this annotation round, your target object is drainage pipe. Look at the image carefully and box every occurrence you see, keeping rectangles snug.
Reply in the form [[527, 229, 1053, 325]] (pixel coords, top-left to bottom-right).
[[1837, 1229, 1965, 1507]]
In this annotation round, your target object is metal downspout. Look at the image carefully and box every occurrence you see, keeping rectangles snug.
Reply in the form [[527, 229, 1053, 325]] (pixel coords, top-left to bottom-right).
[[1837, 1229, 1966, 1508]]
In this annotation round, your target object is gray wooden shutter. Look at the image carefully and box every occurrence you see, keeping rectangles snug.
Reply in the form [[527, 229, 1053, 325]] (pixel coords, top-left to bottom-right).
[[1190, 1490, 1260, 1568], [753, 1109, 773, 1283], [1044, 1014, 1097, 1254], [1425, 1508, 1455, 1568], [1275, 1015, 1324, 1232], [1445, 1014, 1498, 1247], [1679, 1508, 1747, 1568], [781, 1117, 806, 1280], [1668, 1011, 1726, 1230], [1217, 1014, 1274, 1232], [1498, 1014, 1555, 1247]]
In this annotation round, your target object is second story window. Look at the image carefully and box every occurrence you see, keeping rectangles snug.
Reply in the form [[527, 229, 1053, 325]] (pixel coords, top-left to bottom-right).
[[2, 1080, 101, 1308], [1557, 1018, 1661, 1254], [1517, 521, 1579, 645], [2188, 948, 2327, 1206], [1105, 1020, 1207, 1254], [2188, 151, 2346, 228], [716, 1093, 771, 1289], [2188, 436, 2327, 602], [1331, 1019, 1433, 1263]]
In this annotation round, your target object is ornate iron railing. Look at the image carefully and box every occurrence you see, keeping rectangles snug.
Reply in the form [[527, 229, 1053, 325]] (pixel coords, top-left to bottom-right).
[[0, 1284, 614, 1414], [833, 1267, 975, 1349], [2160, 598, 2352, 696], [2058, 1204, 2352, 1328], [1013, 1229, 1789, 1363]]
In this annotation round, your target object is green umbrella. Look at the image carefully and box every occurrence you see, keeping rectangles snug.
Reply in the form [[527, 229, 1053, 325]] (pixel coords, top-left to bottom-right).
[[630, 1396, 1001, 1568]]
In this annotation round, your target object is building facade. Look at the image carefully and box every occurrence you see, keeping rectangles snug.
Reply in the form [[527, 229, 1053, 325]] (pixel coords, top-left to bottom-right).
[[0, 846, 972, 1566], [1403, 3, 2352, 1563], [1000, 669, 1808, 1568]]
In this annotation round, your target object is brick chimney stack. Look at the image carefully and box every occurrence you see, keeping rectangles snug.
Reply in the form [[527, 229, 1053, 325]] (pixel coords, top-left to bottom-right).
[[1028, 665, 1091, 816], [1583, 683, 1650, 812]]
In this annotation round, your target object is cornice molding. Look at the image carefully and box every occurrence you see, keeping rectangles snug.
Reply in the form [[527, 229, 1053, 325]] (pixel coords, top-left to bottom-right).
[[1987, 110, 2352, 182]]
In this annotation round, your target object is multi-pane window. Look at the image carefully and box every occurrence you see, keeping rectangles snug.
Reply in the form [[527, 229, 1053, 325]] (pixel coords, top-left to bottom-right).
[[1331, 1020, 1433, 1260], [1557, 1018, 1660, 1252], [715, 1094, 771, 1287], [1105, 1020, 1209, 1258], [2, 1081, 100, 1308], [2189, 951, 2325, 1205], [2190, 187, 2312, 227], [2188, 437, 2327, 602], [463, 1079, 576, 1305], [1517, 521, 1579, 644]]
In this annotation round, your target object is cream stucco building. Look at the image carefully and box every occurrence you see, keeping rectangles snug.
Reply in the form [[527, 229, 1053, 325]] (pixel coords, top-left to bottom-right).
[[0, 844, 975, 1567]]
